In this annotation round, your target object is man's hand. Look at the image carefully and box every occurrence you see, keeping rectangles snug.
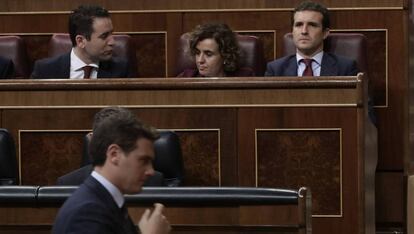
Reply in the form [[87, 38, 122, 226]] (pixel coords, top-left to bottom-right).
[[139, 203, 171, 234]]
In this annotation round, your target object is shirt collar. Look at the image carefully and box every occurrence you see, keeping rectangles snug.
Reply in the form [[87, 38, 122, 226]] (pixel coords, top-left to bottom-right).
[[296, 51, 324, 66], [70, 49, 99, 71], [91, 170, 124, 208]]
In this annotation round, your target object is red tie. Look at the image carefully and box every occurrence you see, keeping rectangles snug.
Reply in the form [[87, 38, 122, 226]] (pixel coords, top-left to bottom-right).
[[302, 59, 313, 76], [83, 66, 94, 79]]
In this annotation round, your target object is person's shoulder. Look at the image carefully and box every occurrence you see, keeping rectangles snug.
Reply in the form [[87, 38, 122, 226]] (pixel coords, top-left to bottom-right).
[[52, 192, 112, 234], [0, 56, 11, 65], [177, 69, 199, 77], [35, 53, 69, 66], [265, 54, 296, 76], [31, 53, 70, 78], [267, 54, 296, 67], [324, 52, 356, 65], [323, 52, 359, 76], [0, 56, 14, 78], [56, 165, 93, 186]]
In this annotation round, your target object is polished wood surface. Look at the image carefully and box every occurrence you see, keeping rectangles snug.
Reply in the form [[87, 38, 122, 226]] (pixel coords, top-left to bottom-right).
[[0, 0, 405, 12], [0, 77, 359, 107], [0, 75, 376, 234], [0, 204, 305, 234]]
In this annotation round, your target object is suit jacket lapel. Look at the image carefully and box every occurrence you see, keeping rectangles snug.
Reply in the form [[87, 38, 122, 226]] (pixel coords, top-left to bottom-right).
[[285, 56, 298, 76], [59, 53, 71, 78], [97, 61, 112, 78], [320, 53, 338, 76], [85, 176, 138, 234]]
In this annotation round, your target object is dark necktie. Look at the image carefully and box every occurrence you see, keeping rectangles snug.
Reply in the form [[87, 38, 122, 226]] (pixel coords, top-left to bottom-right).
[[83, 65, 94, 79], [301, 59, 314, 76], [121, 204, 130, 220], [121, 204, 138, 233]]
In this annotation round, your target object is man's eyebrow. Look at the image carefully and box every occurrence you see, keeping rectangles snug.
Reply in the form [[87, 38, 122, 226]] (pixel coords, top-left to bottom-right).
[[308, 21, 321, 26], [98, 30, 113, 38]]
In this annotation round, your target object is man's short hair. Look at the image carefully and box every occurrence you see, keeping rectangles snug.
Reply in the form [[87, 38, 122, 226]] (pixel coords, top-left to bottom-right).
[[92, 106, 129, 132], [292, 1, 330, 30], [69, 5, 110, 47], [89, 107, 159, 166]]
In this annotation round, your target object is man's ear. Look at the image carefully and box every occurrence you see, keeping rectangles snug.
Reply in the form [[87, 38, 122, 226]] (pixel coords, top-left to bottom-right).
[[75, 35, 86, 48], [106, 144, 121, 165], [323, 28, 330, 40]]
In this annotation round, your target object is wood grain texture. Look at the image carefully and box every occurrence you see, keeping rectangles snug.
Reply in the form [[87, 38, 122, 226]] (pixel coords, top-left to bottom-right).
[[0, 0, 405, 12], [0, 76, 375, 234], [20, 132, 84, 185], [257, 130, 341, 215], [176, 131, 219, 186]]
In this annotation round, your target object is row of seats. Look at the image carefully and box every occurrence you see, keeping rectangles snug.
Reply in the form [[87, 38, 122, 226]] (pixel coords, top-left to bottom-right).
[[0, 33, 368, 78], [0, 129, 185, 187]]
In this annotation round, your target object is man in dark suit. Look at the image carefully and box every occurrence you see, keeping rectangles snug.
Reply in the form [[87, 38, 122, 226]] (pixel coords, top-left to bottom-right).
[[0, 56, 14, 78], [31, 5, 133, 79], [52, 107, 171, 234], [265, 1, 358, 77]]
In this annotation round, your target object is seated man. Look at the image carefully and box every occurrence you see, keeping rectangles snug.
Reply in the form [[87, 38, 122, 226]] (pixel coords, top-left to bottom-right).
[[0, 56, 14, 78], [57, 107, 165, 186], [32, 5, 133, 79], [265, 1, 357, 76], [52, 107, 170, 234]]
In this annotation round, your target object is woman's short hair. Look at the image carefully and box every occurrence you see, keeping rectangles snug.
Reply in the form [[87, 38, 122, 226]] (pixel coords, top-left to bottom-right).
[[189, 23, 240, 72]]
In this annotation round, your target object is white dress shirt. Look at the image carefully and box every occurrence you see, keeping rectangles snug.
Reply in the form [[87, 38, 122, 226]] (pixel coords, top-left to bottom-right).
[[69, 49, 99, 79], [296, 51, 323, 76], [91, 170, 124, 208]]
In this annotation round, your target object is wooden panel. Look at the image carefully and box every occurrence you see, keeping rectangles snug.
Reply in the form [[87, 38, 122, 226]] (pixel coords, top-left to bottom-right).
[[333, 10, 407, 171], [130, 108, 238, 186], [0, 204, 304, 233], [22, 35, 50, 73], [3, 107, 237, 186], [18, 130, 221, 186], [0, 77, 374, 234], [237, 107, 365, 234], [177, 131, 220, 186], [0, 0, 405, 12], [238, 31, 276, 61], [130, 34, 166, 77], [331, 30, 387, 107], [375, 172, 404, 223], [257, 130, 341, 216], [19, 131, 84, 185]]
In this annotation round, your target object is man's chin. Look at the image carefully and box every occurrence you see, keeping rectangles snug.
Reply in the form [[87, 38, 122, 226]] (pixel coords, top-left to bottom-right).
[[99, 55, 112, 61]]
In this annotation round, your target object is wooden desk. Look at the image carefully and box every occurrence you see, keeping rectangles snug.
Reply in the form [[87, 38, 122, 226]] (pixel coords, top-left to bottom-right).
[[0, 75, 376, 234]]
